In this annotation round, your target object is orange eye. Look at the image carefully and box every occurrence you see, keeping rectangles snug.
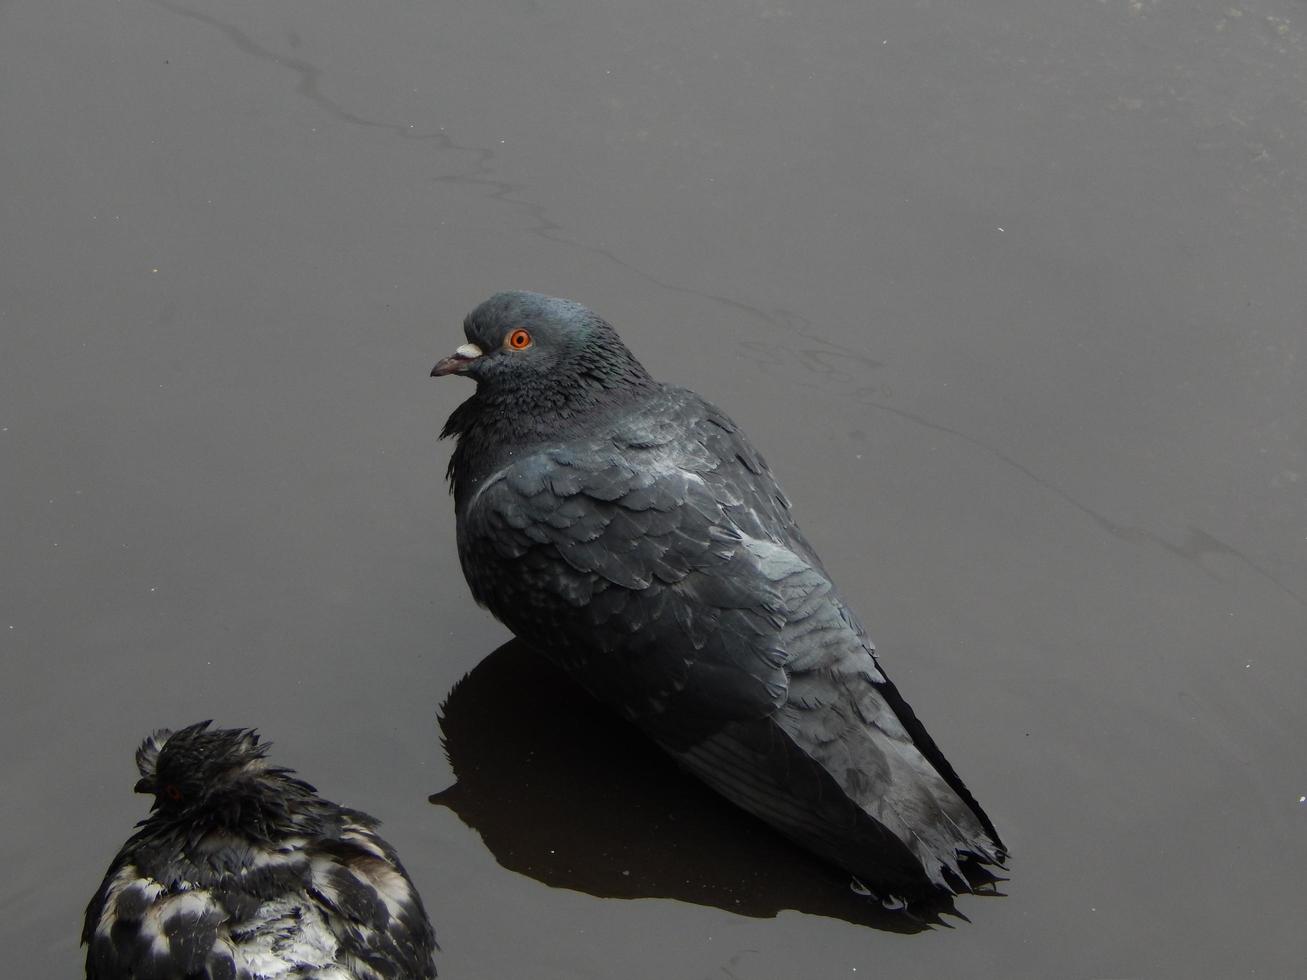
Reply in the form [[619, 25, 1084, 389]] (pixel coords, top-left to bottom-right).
[[507, 328, 532, 350], [165, 784, 183, 802]]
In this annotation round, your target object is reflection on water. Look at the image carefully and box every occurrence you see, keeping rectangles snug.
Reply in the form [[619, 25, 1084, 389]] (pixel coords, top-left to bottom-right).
[[430, 640, 1002, 933]]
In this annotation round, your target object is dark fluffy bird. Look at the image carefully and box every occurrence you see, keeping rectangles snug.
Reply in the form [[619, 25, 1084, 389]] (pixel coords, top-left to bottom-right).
[[432, 291, 1004, 903], [83, 722, 437, 979]]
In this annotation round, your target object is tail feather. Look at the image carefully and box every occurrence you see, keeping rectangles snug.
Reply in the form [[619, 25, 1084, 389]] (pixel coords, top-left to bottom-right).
[[662, 655, 1006, 901], [667, 717, 968, 900], [869, 668, 1005, 856]]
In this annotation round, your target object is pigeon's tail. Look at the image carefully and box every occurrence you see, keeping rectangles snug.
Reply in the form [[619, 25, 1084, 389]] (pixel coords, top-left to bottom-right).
[[869, 667, 1005, 858], [667, 719, 938, 900], [667, 710, 1004, 902]]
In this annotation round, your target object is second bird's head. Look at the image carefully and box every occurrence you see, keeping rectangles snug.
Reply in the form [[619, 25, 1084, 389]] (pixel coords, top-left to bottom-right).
[[430, 291, 653, 396], [132, 721, 305, 827]]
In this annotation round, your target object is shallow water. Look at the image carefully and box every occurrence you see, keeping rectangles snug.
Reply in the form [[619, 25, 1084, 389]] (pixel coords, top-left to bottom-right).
[[2, 1, 1304, 977]]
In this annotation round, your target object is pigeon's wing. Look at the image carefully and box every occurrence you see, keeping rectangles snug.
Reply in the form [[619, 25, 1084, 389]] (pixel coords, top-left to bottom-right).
[[458, 386, 863, 728], [458, 390, 815, 730]]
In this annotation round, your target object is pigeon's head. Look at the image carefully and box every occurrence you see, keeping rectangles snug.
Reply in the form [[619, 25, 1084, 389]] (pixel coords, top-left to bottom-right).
[[132, 721, 283, 818], [431, 291, 653, 403]]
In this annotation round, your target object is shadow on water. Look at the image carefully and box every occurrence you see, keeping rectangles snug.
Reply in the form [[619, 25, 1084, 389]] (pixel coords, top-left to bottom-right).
[[430, 640, 997, 933]]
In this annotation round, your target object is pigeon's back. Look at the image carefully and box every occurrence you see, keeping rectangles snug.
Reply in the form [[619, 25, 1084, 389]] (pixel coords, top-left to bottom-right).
[[84, 724, 437, 980], [84, 812, 436, 980], [456, 383, 1003, 900]]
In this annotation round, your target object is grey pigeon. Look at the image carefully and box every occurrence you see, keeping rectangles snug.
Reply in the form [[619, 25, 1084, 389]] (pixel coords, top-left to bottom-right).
[[83, 722, 438, 979], [432, 291, 1004, 902]]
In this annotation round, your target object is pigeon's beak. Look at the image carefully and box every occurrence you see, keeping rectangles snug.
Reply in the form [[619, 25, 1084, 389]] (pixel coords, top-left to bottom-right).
[[133, 777, 154, 794], [431, 343, 484, 377]]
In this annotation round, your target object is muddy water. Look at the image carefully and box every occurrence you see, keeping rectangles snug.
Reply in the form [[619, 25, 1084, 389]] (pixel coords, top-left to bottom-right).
[[2, 1, 1303, 977]]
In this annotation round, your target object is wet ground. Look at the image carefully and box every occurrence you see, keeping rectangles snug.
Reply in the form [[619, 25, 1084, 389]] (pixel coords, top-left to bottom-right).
[[3, 1, 1305, 977]]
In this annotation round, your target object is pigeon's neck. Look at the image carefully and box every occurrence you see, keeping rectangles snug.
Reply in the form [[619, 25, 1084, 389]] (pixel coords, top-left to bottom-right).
[[148, 775, 326, 842], [442, 378, 658, 509]]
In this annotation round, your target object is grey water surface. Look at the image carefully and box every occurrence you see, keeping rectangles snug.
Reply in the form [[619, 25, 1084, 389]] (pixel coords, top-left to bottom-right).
[[2, 1, 1304, 977]]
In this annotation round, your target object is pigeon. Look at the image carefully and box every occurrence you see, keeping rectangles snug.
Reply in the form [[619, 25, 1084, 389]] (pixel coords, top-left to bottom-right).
[[432, 291, 1005, 902], [83, 721, 438, 979]]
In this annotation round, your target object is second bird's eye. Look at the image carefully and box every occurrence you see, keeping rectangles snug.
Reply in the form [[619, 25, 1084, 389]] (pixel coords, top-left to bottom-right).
[[164, 784, 183, 802], [507, 328, 532, 350]]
